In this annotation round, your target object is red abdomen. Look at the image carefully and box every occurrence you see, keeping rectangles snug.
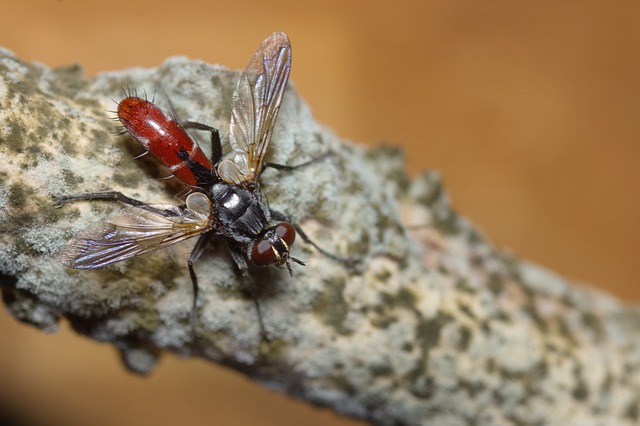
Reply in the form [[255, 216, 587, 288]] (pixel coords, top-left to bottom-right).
[[117, 97, 213, 187]]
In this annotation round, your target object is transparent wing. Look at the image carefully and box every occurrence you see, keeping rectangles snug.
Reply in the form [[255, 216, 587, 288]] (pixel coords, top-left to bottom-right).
[[218, 31, 292, 184], [59, 195, 212, 269]]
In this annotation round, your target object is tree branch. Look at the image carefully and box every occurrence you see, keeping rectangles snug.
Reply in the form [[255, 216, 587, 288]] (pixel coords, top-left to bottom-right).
[[1, 50, 639, 426]]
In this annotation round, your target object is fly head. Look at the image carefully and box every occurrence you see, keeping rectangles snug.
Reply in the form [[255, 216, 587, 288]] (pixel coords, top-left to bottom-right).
[[250, 222, 304, 275]]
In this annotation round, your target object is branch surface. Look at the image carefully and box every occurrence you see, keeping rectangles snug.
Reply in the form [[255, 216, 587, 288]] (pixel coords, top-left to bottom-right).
[[0, 50, 639, 426]]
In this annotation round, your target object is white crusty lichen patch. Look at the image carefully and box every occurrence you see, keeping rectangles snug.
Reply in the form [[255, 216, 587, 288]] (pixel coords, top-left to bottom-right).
[[1, 48, 640, 426]]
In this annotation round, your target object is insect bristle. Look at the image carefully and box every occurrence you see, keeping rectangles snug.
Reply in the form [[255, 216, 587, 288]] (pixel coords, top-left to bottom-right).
[[131, 150, 150, 160], [110, 126, 129, 137]]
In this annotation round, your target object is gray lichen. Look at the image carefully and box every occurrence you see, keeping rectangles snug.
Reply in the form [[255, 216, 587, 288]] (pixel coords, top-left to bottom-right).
[[1, 48, 639, 426]]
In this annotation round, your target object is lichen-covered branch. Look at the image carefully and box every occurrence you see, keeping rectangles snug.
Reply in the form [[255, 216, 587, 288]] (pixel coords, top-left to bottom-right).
[[1, 49, 639, 426]]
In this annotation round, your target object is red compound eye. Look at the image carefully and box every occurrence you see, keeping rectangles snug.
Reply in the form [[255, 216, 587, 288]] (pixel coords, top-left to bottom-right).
[[251, 239, 276, 266], [274, 223, 296, 246]]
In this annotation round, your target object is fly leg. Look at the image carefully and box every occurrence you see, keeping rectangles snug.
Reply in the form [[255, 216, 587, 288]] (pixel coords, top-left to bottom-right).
[[258, 152, 333, 176], [228, 247, 269, 341], [261, 152, 355, 268], [270, 210, 356, 269], [52, 191, 175, 216], [182, 122, 223, 164], [187, 233, 213, 334]]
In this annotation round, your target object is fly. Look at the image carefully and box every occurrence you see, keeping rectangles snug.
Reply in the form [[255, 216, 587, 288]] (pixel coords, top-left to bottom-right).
[[55, 32, 350, 333]]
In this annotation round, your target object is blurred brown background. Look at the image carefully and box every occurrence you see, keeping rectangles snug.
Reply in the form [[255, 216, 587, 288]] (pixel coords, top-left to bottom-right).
[[1, 1, 639, 425]]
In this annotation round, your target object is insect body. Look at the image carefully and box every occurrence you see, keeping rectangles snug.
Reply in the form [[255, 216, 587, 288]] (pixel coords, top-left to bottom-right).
[[56, 32, 343, 328], [117, 97, 214, 188]]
